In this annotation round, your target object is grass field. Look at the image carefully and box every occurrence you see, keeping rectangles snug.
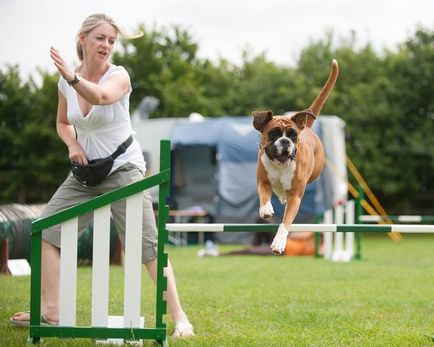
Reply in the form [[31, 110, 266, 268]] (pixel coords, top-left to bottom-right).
[[1, 233, 434, 346]]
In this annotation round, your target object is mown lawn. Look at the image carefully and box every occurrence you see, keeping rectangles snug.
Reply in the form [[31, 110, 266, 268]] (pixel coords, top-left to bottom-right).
[[1, 233, 434, 346]]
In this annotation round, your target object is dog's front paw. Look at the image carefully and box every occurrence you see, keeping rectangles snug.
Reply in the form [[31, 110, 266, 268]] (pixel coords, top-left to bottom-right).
[[259, 201, 274, 220], [270, 223, 289, 254]]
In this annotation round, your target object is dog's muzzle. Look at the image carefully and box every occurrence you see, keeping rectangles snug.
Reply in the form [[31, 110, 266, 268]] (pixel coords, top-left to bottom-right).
[[277, 138, 296, 162], [266, 137, 297, 165]]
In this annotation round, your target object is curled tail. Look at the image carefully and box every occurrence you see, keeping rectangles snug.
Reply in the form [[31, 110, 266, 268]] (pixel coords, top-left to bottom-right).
[[306, 59, 339, 127], [309, 59, 339, 123]]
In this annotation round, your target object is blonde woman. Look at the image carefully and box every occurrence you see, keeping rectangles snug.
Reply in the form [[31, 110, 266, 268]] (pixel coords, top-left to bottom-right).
[[10, 13, 194, 338]]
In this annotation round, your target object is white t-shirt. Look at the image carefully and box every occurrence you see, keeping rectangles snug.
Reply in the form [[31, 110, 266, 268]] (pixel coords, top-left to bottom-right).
[[58, 65, 146, 174]]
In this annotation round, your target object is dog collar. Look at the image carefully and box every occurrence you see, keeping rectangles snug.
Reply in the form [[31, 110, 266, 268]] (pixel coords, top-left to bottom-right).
[[292, 108, 316, 120]]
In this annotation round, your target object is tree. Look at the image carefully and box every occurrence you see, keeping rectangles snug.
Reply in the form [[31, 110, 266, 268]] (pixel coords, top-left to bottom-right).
[[25, 70, 70, 201], [380, 28, 434, 211], [222, 52, 296, 115], [0, 66, 67, 203], [0, 66, 34, 202], [113, 25, 216, 117]]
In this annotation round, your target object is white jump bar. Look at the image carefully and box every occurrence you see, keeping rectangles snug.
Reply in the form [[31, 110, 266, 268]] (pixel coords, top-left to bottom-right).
[[166, 223, 434, 233], [166, 223, 337, 232]]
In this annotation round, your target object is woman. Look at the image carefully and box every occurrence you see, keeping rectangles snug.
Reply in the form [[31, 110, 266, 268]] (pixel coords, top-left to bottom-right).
[[10, 13, 194, 338]]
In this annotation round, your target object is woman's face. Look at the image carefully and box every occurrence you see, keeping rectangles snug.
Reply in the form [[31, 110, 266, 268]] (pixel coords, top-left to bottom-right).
[[81, 22, 118, 63]]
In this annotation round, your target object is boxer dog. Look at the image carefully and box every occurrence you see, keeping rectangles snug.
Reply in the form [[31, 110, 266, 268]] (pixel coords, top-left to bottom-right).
[[253, 60, 339, 254]]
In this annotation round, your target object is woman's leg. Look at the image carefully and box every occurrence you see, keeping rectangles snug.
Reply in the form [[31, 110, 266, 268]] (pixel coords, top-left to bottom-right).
[[145, 258, 194, 337], [107, 166, 194, 337], [11, 175, 93, 324], [40, 241, 60, 321], [11, 241, 60, 323]]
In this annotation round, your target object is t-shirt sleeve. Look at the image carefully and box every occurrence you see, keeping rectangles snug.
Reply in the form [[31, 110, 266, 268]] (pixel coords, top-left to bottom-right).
[[58, 77, 67, 97], [107, 66, 132, 93]]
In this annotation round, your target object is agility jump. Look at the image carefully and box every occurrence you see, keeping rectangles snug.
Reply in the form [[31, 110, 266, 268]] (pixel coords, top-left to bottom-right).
[[28, 140, 434, 346]]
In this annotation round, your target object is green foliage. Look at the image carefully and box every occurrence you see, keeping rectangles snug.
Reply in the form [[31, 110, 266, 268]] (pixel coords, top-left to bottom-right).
[[0, 67, 69, 203], [227, 53, 296, 115], [112, 25, 208, 116], [380, 29, 434, 209], [0, 24, 433, 212], [0, 66, 32, 202]]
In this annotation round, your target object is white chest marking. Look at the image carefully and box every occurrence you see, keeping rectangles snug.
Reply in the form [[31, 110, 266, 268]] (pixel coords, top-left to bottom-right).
[[261, 152, 296, 201]]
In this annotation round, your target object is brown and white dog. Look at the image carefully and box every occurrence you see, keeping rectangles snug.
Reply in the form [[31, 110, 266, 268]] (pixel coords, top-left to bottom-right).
[[252, 59, 339, 254]]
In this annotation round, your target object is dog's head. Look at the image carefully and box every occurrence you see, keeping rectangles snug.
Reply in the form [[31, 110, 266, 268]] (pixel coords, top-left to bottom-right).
[[252, 60, 340, 167], [252, 110, 314, 166]]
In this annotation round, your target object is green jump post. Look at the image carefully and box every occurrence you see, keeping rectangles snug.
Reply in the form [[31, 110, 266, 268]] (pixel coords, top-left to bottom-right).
[[156, 140, 171, 347], [28, 227, 42, 344], [354, 185, 364, 260]]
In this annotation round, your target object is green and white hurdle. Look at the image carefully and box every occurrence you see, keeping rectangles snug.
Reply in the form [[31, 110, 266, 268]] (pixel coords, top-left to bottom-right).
[[29, 141, 172, 345], [28, 140, 434, 345]]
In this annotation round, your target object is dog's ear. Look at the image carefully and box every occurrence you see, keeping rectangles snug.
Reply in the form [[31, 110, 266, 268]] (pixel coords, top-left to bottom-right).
[[252, 110, 273, 132], [291, 109, 316, 130]]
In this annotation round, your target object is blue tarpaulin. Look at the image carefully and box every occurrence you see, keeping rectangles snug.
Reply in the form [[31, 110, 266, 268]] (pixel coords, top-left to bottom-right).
[[170, 116, 347, 224]]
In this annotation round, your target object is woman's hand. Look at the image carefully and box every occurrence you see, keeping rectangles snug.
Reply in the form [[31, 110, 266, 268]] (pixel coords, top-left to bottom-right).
[[68, 142, 88, 165], [50, 47, 75, 82]]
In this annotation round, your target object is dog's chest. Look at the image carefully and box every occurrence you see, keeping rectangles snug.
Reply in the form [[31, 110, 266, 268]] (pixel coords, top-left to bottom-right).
[[261, 153, 296, 198]]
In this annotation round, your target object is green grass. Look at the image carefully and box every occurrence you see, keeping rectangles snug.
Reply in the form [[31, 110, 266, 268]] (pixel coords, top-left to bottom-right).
[[1, 234, 434, 346]]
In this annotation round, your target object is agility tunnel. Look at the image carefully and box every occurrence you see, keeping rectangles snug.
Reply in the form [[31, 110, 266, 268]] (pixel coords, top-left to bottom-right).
[[0, 203, 123, 274]]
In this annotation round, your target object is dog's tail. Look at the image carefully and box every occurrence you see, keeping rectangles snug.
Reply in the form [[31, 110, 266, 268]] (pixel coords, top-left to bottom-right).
[[306, 59, 339, 127]]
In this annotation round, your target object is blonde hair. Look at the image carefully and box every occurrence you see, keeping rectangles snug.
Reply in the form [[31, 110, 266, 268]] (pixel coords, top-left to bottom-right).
[[76, 13, 143, 61]]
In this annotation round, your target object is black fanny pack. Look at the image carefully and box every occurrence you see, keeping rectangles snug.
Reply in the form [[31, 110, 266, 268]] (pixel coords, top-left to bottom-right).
[[71, 135, 133, 186]]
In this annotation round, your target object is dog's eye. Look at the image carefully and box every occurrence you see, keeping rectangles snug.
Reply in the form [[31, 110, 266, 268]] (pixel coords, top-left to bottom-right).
[[268, 128, 282, 140], [287, 129, 298, 141]]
